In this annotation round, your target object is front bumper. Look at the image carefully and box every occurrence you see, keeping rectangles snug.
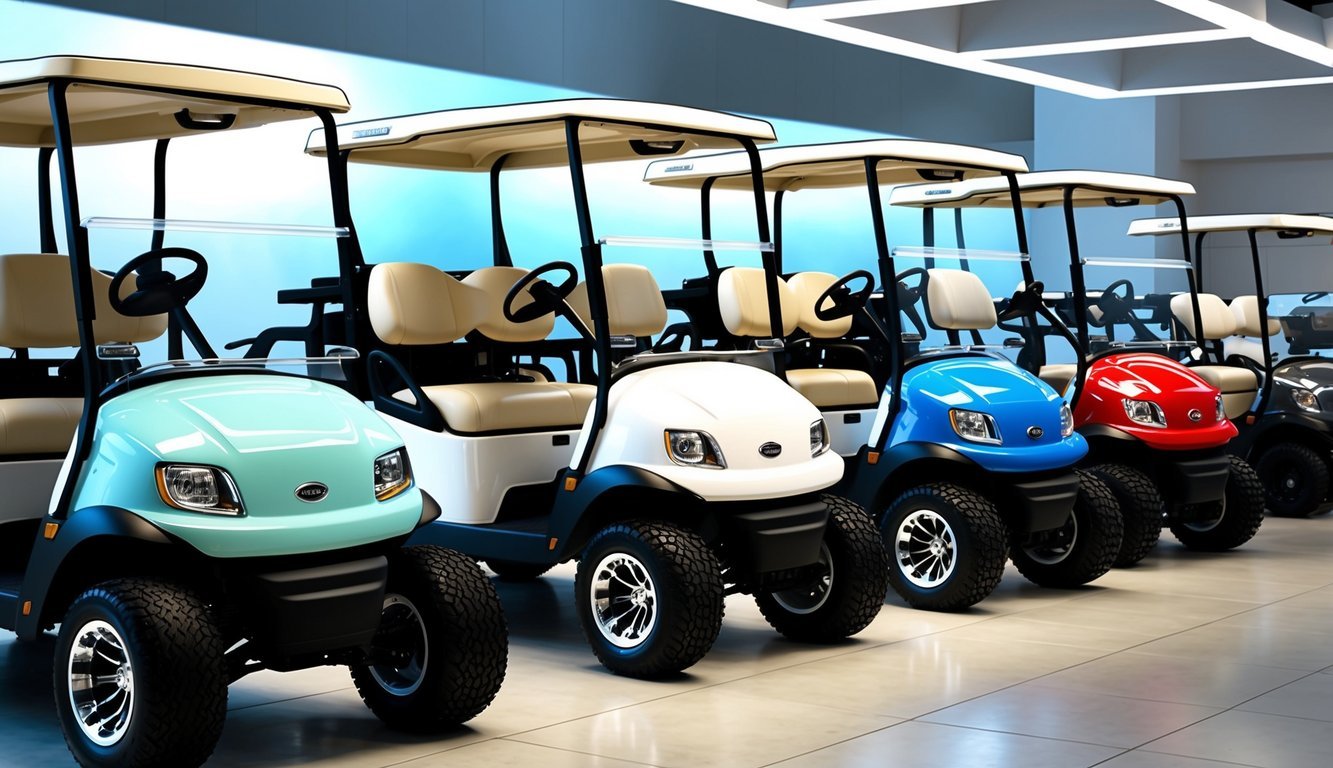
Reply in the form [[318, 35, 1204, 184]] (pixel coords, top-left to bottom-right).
[[1002, 471, 1081, 535], [1160, 452, 1230, 506], [713, 494, 829, 574]]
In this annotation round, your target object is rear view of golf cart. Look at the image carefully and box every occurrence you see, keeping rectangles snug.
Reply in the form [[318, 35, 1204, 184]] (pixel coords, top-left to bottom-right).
[[0, 56, 506, 768], [302, 101, 887, 677]]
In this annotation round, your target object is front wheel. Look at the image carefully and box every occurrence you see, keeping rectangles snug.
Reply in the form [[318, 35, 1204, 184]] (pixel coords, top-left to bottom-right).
[[54, 579, 227, 768], [575, 521, 724, 678], [1010, 470, 1122, 588], [351, 545, 508, 732], [1171, 455, 1265, 551], [1087, 463, 1164, 567], [881, 483, 1008, 611], [755, 495, 888, 642], [1253, 442, 1330, 518]]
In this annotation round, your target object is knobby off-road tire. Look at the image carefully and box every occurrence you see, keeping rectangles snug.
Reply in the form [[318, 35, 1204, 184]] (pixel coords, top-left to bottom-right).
[[352, 545, 508, 732], [755, 495, 889, 642], [1253, 442, 1330, 518], [1010, 470, 1122, 588], [575, 520, 724, 679], [484, 558, 554, 581], [1171, 455, 1266, 551], [54, 578, 227, 768], [881, 483, 1008, 611], [1088, 463, 1164, 567]]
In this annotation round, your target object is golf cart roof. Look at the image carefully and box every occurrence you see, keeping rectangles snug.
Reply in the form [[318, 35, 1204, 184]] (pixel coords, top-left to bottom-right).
[[643, 139, 1028, 192], [0, 55, 349, 147], [306, 98, 777, 171], [890, 171, 1196, 209], [1128, 213, 1333, 238]]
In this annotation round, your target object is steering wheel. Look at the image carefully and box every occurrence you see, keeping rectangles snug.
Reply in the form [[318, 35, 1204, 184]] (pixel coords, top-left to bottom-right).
[[502, 261, 579, 323], [998, 280, 1046, 323], [1091, 278, 1136, 328], [814, 270, 875, 322], [893, 267, 930, 339], [108, 247, 208, 317]]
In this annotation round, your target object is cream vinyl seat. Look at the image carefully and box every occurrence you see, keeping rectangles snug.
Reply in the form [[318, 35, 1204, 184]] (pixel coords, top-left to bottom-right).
[[0, 253, 166, 455], [1037, 363, 1078, 394], [369, 262, 595, 433], [1224, 294, 1279, 366], [1171, 292, 1258, 419], [568, 263, 671, 341], [783, 271, 879, 408]]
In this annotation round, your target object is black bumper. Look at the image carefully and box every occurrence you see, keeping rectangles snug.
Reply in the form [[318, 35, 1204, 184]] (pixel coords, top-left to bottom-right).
[[714, 495, 829, 575], [1161, 453, 1230, 506], [1004, 471, 1081, 535]]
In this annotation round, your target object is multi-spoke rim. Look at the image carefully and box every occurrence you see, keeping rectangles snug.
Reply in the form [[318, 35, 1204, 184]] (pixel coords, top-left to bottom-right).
[[368, 593, 429, 697], [1023, 511, 1078, 565], [589, 552, 658, 649], [895, 509, 957, 589], [67, 620, 134, 747], [771, 543, 834, 615], [1184, 496, 1226, 532]]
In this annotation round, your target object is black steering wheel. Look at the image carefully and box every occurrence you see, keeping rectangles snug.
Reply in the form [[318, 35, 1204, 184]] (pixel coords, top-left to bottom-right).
[[998, 280, 1046, 323], [108, 247, 208, 317], [814, 270, 876, 322], [502, 261, 579, 323], [1091, 278, 1136, 328]]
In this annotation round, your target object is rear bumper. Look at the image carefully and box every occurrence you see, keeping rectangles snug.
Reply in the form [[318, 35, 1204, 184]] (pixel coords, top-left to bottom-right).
[[714, 495, 829, 574]]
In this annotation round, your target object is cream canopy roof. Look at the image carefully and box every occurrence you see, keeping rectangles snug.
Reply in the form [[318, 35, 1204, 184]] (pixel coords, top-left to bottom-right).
[[890, 171, 1196, 209], [1129, 213, 1333, 237]]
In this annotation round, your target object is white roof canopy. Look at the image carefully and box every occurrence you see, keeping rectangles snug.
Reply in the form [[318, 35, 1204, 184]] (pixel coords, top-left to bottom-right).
[[306, 99, 776, 171], [891, 171, 1196, 209], [0, 55, 349, 147], [643, 139, 1028, 191], [1129, 213, 1333, 237]]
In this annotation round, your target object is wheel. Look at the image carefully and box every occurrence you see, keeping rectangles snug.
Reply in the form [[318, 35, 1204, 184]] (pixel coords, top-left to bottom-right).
[[1010, 470, 1122, 588], [755, 495, 888, 642], [1253, 442, 1330, 518], [1171, 455, 1266, 551], [575, 520, 724, 678], [485, 558, 554, 581], [351, 545, 508, 731], [1087, 463, 1165, 566], [880, 483, 1008, 611], [53, 579, 226, 768]]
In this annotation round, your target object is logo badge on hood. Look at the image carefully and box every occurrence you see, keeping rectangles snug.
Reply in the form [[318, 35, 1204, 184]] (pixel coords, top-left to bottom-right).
[[295, 482, 329, 503], [1188, 409, 1202, 422], [759, 442, 782, 458], [1027, 426, 1044, 439]]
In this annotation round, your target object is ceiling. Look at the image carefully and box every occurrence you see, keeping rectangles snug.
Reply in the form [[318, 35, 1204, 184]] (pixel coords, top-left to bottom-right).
[[669, 0, 1333, 98]]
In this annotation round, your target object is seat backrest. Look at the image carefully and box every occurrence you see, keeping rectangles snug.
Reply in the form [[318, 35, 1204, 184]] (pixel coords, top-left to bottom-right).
[[1229, 295, 1279, 338], [0, 253, 166, 349], [463, 266, 556, 343], [787, 271, 852, 339], [716, 266, 798, 338], [367, 262, 486, 345], [1171, 292, 1236, 340], [568, 264, 669, 337], [925, 268, 996, 331]]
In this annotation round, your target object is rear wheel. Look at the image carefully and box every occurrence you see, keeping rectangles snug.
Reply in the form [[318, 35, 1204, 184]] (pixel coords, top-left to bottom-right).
[[54, 579, 226, 768], [881, 483, 1008, 611], [1253, 442, 1329, 518], [1171, 455, 1265, 551], [1010, 470, 1122, 588], [485, 558, 554, 581], [575, 521, 724, 678], [755, 495, 888, 642], [1087, 463, 1164, 566], [351, 545, 508, 731]]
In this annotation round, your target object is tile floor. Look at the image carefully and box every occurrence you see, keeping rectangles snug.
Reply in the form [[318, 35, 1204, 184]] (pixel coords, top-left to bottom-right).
[[4, 515, 1333, 767]]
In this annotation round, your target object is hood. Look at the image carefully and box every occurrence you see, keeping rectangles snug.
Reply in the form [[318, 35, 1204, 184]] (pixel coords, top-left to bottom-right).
[[1087, 353, 1215, 400], [906, 357, 1061, 409], [1078, 353, 1235, 449]]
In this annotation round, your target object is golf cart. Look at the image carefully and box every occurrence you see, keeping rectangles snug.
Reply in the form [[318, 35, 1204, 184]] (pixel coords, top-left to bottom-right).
[[645, 140, 1122, 612], [0, 56, 506, 768], [300, 101, 887, 678], [894, 171, 1265, 563], [1130, 213, 1333, 517]]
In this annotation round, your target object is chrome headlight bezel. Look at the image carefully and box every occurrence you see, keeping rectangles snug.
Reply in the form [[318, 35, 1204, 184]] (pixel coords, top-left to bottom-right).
[[1123, 398, 1167, 428], [1291, 388, 1320, 413], [810, 419, 831, 457], [374, 448, 413, 501], [664, 429, 727, 469], [155, 463, 244, 516], [949, 409, 1002, 445]]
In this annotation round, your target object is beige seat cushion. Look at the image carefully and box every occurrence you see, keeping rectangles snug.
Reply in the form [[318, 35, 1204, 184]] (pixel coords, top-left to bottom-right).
[[0, 253, 166, 348], [1171, 293, 1236, 340], [717, 267, 798, 338], [787, 272, 853, 339], [0, 398, 81, 455], [463, 266, 555, 342], [787, 368, 878, 408], [1038, 364, 1078, 394], [397, 382, 595, 433], [1229, 295, 1279, 338], [568, 264, 669, 337], [1191, 364, 1258, 420], [926, 269, 997, 330]]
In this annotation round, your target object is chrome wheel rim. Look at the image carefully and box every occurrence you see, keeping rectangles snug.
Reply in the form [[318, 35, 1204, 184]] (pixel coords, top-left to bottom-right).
[[1184, 496, 1226, 532], [369, 593, 428, 696], [896, 509, 957, 588], [771, 543, 834, 615], [589, 552, 658, 649], [68, 620, 134, 747], [1024, 511, 1078, 565]]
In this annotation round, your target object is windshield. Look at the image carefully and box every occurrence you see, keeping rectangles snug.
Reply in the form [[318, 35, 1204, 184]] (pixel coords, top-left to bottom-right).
[[1266, 292, 1333, 359], [1045, 257, 1196, 358]]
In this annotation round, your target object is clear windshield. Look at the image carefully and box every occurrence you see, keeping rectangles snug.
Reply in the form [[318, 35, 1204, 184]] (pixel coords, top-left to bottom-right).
[[1046, 257, 1197, 357], [1266, 292, 1333, 358]]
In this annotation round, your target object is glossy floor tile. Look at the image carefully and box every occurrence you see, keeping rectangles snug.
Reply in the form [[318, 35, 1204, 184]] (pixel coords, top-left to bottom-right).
[[3, 515, 1333, 767]]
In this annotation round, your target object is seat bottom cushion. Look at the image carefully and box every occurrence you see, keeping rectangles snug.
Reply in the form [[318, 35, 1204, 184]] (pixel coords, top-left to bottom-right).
[[786, 368, 878, 408], [1038, 364, 1079, 394], [1190, 364, 1258, 420], [0, 397, 81, 455], [397, 382, 595, 433]]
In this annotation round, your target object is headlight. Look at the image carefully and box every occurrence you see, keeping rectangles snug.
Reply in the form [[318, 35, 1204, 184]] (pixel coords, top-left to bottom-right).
[[156, 464, 244, 515], [1059, 402, 1075, 438], [374, 448, 413, 501], [1292, 388, 1320, 413], [949, 409, 1001, 445], [810, 419, 830, 457], [1215, 394, 1227, 421], [1123, 398, 1167, 428], [664, 429, 726, 468]]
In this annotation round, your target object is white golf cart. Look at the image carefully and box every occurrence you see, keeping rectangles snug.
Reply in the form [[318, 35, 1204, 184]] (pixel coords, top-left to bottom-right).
[[302, 100, 888, 677]]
